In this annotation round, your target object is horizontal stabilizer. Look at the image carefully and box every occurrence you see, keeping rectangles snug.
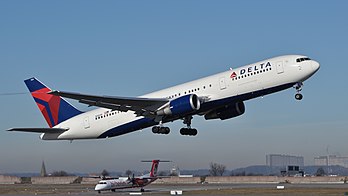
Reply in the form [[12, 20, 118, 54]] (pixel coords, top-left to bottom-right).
[[86, 175, 119, 180], [7, 128, 69, 133], [143, 176, 170, 179], [141, 160, 171, 162]]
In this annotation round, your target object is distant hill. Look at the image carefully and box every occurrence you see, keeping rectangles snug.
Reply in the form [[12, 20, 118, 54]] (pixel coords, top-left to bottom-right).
[[230, 165, 279, 176], [230, 165, 348, 176], [303, 165, 348, 176], [180, 169, 210, 176], [179, 165, 348, 177]]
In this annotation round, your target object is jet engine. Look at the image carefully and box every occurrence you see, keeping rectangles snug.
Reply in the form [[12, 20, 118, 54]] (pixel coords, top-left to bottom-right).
[[156, 94, 200, 116], [204, 102, 245, 120]]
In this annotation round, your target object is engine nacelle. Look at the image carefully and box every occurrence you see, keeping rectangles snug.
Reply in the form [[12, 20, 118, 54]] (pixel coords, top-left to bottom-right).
[[204, 102, 245, 120], [157, 94, 200, 116]]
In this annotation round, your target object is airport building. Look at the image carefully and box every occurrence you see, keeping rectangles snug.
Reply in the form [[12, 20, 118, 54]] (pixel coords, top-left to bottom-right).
[[266, 154, 304, 168], [314, 155, 348, 168]]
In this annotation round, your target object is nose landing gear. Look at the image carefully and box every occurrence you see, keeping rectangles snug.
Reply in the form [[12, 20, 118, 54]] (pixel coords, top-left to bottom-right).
[[294, 82, 303, 100], [295, 93, 303, 100]]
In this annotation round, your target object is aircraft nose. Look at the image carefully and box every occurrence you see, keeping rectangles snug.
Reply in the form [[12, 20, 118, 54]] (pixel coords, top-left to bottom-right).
[[311, 60, 320, 72], [95, 184, 105, 191]]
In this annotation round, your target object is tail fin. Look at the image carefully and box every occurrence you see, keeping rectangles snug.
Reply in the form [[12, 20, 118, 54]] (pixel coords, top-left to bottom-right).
[[24, 77, 82, 127], [141, 160, 171, 177], [149, 160, 160, 177]]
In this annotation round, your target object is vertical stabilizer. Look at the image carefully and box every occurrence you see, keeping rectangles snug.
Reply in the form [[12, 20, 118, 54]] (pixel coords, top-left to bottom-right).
[[24, 77, 82, 127], [149, 160, 160, 177]]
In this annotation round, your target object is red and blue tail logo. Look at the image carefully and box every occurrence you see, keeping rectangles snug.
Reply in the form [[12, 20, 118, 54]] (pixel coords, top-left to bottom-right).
[[24, 77, 82, 128]]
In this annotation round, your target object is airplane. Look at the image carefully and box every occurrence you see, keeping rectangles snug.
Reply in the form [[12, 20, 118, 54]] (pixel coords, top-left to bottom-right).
[[94, 160, 168, 193], [8, 55, 320, 140]]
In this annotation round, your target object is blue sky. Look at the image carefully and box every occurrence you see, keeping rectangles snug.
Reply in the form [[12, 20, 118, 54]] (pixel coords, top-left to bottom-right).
[[0, 0, 347, 173]]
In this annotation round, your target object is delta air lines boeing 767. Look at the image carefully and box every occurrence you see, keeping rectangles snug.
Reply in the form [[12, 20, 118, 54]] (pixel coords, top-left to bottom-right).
[[8, 55, 320, 140]]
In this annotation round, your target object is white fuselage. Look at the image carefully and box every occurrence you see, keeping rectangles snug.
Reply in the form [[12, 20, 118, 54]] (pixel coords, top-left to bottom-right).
[[95, 178, 131, 191], [41, 55, 320, 140], [94, 177, 154, 192]]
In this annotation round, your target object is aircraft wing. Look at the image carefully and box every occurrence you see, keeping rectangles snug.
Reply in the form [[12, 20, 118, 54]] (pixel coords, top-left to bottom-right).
[[49, 90, 169, 118], [7, 128, 69, 133], [87, 175, 119, 180]]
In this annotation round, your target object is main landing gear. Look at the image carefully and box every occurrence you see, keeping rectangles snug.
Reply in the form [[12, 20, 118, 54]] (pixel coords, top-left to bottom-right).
[[294, 82, 303, 100], [152, 125, 170, 134], [151, 116, 198, 136], [180, 116, 197, 136]]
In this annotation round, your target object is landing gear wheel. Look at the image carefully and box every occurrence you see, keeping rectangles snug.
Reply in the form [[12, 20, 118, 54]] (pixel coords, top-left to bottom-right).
[[180, 128, 186, 135], [180, 128, 198, 136], [164, 127, 170, 134], [152, 126, 170, 134], [293, 82, 304, 101], [140, 188, 145, 192], [152, 126, 159, 133], [191, 128, 197, 136], [295, 93, 303, 100]]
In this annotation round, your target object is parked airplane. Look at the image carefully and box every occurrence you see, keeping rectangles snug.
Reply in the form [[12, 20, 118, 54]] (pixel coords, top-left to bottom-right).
[[94, 160, 168, 193], [8, 55, 320, 140]]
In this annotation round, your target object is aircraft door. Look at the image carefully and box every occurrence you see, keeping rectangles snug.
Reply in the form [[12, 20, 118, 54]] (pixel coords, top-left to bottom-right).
[[219, 77, 227, 90], [83, 117, 90, 129], [276, 61, 284, 74]]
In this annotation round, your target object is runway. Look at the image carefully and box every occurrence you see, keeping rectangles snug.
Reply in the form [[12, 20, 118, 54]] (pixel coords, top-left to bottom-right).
[[1, 183, 348, 195]]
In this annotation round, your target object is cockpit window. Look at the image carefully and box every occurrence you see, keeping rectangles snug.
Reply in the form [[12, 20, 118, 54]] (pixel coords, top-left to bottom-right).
[[296, 57, 311, 63], [98, 182, 107, 184]]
